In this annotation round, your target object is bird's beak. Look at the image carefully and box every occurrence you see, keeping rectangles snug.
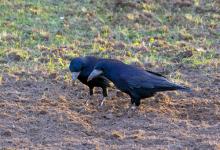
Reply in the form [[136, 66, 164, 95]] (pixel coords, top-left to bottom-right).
[[87, 69, 103, 82], [72, 72, 80, 81]]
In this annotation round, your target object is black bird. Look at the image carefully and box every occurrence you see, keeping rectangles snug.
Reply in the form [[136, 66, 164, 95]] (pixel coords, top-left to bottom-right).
[[88, 59, 191, 108], [69, 56, 111, 105]]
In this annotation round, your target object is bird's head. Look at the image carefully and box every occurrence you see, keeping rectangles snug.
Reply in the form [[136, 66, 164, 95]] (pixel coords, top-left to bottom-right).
[[87, 61, 106, 82], [69, 57, 84, 81], [87, 59, 123, 82]]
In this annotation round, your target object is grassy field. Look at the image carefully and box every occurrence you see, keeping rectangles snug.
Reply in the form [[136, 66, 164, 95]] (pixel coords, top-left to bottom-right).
[[0, 0, 220, 149]]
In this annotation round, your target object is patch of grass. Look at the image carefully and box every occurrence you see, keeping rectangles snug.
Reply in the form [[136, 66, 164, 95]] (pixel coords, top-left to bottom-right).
[[182, 51, 218, 68], [47, 57, 56, 72], [5, 48, 30, 61], [0, 75, 2, 85], [0, 0, 219, 80], [185, 13, 203, 25]]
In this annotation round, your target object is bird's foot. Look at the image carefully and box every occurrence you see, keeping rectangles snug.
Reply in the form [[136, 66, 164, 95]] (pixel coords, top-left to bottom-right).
[[131, 105, 137, 110], [129, 104, 138, 111], [127, 104, 138, 117]]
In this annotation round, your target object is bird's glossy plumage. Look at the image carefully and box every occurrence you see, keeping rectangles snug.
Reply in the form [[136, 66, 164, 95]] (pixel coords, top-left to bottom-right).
[[69, 56, 111, 97], [89, 59, 191, 106]]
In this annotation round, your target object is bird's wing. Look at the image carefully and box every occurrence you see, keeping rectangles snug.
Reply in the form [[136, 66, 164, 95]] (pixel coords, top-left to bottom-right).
[[124, 75, 154, 89], [91, 75, 112, 87], [145, 70, 166, 78], [99, 76, 112, 87], [120, 71, 169, 89]]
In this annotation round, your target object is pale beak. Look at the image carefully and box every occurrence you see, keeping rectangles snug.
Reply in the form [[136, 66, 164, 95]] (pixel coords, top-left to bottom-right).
[[87, 69, 103, 82], [72, 72, 80, 81]]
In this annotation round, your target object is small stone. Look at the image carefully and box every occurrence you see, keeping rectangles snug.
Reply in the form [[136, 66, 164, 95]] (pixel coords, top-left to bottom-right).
[[2, 130, 12, 137], [38, 110, 47, 115], [103, 113, 113, 119]]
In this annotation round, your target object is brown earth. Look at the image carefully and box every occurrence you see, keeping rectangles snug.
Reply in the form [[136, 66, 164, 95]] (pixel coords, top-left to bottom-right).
[[0, 67, 219, 149], [1, 0, 220, 149]]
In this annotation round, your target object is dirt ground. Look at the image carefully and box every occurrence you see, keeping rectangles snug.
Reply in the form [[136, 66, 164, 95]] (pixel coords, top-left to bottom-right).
[[0, 67, 219, 150], [0, 0, 220, 149]]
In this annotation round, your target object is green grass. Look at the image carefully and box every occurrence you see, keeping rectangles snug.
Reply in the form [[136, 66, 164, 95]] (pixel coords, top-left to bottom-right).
[[0, 0, 219, 76]]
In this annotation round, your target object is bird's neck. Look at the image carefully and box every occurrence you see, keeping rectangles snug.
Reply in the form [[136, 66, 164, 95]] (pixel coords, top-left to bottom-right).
[[103, 70, 117, 83]]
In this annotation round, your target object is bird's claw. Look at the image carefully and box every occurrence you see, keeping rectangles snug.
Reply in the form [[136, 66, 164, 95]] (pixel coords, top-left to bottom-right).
[[127, 104, 138, 117], [131, 105, 137, 110], [129, 104, 137, 111]]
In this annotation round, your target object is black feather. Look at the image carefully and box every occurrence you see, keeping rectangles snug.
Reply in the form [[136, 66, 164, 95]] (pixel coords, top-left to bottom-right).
[[92, 59, 191, 106], [69, 56, 111, 97]]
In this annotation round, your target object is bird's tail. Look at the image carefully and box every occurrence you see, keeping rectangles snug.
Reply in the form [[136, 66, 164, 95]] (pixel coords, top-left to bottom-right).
[[177, 86, 192, 93], [171, 83, 192, 93], [158, 80, 192, 93]]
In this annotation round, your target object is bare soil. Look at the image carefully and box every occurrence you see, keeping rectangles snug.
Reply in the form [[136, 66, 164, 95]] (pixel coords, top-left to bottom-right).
[[0, 67, 219, 150], [1, 0, 220, 149]]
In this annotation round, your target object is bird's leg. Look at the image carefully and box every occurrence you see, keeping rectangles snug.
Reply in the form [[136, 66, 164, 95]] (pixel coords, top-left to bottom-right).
[[127, 102, 137, 117], [128, 102, 137, 111], [100, 97, 106, 107], [128, 98, 139, 112], [130, 98, 135, 107], [99, 88, 108, 106], [127, 99, 141, 118], [135, 100, 140, 108], [85, 87, 93, 106]]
